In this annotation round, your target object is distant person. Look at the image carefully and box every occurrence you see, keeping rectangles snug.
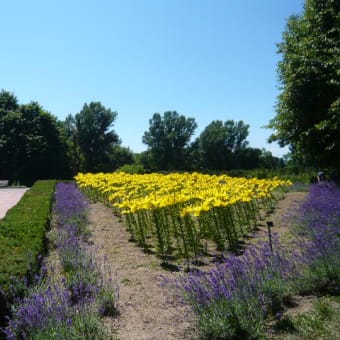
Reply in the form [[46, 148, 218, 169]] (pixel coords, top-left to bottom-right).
[[317, 171, 325, 183]]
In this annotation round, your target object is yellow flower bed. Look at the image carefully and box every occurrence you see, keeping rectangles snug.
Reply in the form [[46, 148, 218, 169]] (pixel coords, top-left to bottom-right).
[[75, 172, 291, 262]]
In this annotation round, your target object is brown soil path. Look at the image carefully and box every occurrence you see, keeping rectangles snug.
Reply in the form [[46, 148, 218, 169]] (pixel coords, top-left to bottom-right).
[[244, 190, 308, 245], [87, 190, 308, 339], [87, 203, 195, 340]]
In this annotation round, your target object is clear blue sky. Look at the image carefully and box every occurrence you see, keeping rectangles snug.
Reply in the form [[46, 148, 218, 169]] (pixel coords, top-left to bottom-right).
[[1, 0, 304, 157]]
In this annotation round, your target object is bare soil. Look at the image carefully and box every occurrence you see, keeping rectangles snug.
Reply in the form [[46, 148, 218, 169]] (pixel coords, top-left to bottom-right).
[[87, 203, 195, 340], [248, 191, 308, 242], [85, 190, 308, 339]]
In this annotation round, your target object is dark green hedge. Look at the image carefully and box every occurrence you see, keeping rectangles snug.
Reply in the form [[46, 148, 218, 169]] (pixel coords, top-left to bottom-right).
[[0, 180, 56, 322]]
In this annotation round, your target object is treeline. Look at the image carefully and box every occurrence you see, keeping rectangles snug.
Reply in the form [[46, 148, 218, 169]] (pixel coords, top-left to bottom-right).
[[140, 111, 283, 172], [0, 90, 283, 185]]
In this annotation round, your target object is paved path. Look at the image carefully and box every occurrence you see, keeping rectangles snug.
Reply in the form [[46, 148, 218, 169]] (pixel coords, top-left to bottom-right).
[[0, 188, 29, 219]]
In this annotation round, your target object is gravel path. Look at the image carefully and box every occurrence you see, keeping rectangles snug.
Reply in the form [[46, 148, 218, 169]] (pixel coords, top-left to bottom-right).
[[0, 188, 29, 219]]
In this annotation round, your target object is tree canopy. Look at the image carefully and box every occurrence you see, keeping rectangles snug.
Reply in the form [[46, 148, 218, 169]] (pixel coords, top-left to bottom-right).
[[199, 120, 249, 170], [0, 89, 286, 181], [75, 102, 120, 172], [0, 90, 19, 114], [142, 111, 197, 170], [268, 0, 340, 173], [0, 90, 71, 185]]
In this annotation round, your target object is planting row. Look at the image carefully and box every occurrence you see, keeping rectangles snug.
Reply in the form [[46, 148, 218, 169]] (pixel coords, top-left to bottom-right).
[[179, 182, 340, 338], [3, 183, 118, 339], [75, 172, 291, 261], [0, 180, 56, 324]]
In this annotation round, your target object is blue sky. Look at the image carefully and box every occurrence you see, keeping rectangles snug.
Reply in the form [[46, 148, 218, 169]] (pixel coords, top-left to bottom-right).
[[1, 0, 304, 157]]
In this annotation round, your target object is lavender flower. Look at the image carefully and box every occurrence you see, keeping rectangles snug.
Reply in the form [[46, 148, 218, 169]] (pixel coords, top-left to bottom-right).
[[3, 183, 118, 339], [54, 182, 89, 235], [3, 284, 72, 339], [178, 182, 340, 338]]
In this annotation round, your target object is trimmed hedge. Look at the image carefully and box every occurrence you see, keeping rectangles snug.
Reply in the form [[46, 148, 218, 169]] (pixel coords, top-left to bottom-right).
[[0, 180, 56, 323]]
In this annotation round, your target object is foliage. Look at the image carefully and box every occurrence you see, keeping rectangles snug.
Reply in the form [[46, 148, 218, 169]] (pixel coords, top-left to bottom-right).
[[2, 282, 114, 340], [76, 172, 291, 263], [180, 236, 299, 338], [284, 296, 340, 340], [198, 120, 249, 170], [0, 89, 19, 114], [292, 182, 340, 293], [116, 163, 145, 174], [62, 114, 83, 175], [269, 0, 340, 173], [227, 168, 315, 184], [0, 180, 56, 324], [142, 111, 197, 170], [0, 91, 71, 185], [53, 183, 118, 315], [2, 182, 118, 339], [75, 102, 120, 172], [190, 120, 283, 171], [110, 146, 134, 169], [178, 181, 340, 339], [0, 90, 288, 175]]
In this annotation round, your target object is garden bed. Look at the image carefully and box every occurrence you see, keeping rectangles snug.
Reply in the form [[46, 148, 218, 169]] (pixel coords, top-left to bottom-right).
[[0, 180, 56, 329], [1, 179, 339, 339]]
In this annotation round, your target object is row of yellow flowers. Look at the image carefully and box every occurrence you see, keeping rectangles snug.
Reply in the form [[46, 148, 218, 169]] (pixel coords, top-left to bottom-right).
[[75, 172, 291, 262]]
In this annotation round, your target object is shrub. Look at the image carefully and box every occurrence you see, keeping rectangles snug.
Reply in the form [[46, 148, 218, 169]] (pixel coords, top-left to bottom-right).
[[2, 182, 118, 339], [180, 237, 300, 338], [3, 281, 113, 340], [115, 163, 145, 174], [179, 182, 340, 338], [293, 182, 340, 293], [0, 180, 56, 324]]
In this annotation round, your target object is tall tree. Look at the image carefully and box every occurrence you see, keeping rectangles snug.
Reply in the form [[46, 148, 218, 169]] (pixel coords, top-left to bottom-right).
[[0, 91, 71, 185], [199, 120, 249, 170], [142, 111, 197, 170], [110, 146, 134, 170], [21, 103, 71, 183], [75, 102, 120, 172], [0, 89, 19, 114], [62, 114, 82, 174], [268, 0, 340, 173]]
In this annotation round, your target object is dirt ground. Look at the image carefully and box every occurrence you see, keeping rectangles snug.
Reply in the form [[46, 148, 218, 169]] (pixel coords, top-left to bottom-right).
[[86, 190, 308, 340], [87, 203, 196, 340], [247, 190, 308, 242]]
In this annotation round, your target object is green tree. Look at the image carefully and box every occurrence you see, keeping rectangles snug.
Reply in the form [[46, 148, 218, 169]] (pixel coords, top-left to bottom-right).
[[22, 103, 71, 183], [62, 114, 82, 174], [234, 147, 262, 170], [75, 102, 120, 172], [142, 111, 197, 170], [268, 0, 340, 173], [136, 150, 154, 172], [259, 149, 283, 169], [110, 146, 134, 170], [0, 89, 19, 114], [199, 120, 249, 170], [0, 92, 71, 185], [185, 139, 202, 171]]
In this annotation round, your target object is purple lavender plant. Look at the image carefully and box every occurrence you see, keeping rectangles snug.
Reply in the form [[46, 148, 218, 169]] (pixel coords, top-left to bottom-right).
[[54, 182, 89, 235], [3, 284, 72, 339], [179, 182, 340, 338], [294, 182, 340, 292], [180, 235, 301, 338], [3, 282, 111, 339], [3, 182, 118, 339], [298, 182, 340, 233]]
